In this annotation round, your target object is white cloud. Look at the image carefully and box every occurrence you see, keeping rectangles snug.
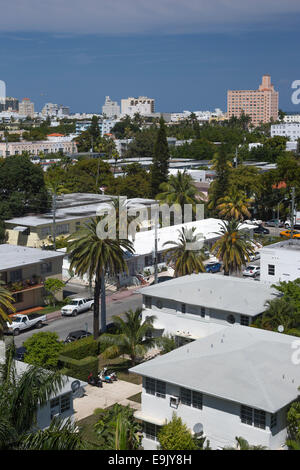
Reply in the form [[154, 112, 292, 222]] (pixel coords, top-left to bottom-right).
[[0, 0, 300, 34]]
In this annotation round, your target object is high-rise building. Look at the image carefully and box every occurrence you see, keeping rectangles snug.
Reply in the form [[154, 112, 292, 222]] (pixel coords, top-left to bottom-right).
[[42, 103, 70, 117], [5, 97, 19, 112], [18, 98, 35, 118], [102, 96, 120, 118], [227, 75, 278, 126], [121, 96, 155, 116]]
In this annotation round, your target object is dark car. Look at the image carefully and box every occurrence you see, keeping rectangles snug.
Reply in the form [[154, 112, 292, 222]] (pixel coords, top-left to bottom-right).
[[253, 225, 270, 235], [64, 330, 92, 343], [205, 262, 222, 273], [149, 275, 174, 286]]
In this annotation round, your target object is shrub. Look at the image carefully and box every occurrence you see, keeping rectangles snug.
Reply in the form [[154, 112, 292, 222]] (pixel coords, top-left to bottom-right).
[[61, 335, 100, 360], [23, 331, 64, 369], [59, 355, 99, 381]]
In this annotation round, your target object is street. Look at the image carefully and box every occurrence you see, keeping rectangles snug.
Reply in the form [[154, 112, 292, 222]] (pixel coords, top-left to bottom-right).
[[13, 292, 143, 348]]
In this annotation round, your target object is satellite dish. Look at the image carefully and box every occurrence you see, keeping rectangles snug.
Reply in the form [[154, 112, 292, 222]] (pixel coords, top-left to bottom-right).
[[193, 423, 203, 435], [71, 380, 81, 393], [278, 325, 284, 333]]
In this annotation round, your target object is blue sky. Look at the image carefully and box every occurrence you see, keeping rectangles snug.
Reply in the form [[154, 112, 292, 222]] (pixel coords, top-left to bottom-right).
[[1, 0, 300, 113]]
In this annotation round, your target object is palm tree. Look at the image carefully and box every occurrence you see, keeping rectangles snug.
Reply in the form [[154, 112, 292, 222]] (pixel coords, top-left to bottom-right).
[[261, 298, 299, 332], [156, 171, 204, 223], [212, 219, 256, 275], [0, 282, 16, 337], [67, 217, 134, 338], [224, 436, 267, 450], [216, 189, 251, 221], [163, 226, 206, 277], [100, 308, 157, 366], [0, 345, 84, 450]]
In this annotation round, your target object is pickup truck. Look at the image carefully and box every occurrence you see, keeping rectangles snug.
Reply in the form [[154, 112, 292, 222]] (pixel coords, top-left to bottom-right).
[[6, 313, 46, 336], [61, 297, 94, 317]]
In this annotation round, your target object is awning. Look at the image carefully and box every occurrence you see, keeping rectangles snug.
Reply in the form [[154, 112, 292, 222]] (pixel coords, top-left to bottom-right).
[[13, 226, 28, 232], [134, 411, 166, 426]]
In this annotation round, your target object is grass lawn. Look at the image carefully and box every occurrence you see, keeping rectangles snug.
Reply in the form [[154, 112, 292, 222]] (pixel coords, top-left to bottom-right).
[[127, 392, 141, 403], [98, 356, 142, 385], [76, 409, 106, 449]]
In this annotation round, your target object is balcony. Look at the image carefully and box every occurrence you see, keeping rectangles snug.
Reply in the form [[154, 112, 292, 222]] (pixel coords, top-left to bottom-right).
[[4, 276, 44, 295]]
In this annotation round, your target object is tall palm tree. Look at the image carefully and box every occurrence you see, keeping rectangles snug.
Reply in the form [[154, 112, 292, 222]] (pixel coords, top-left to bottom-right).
[[67, 217, 134, 338], [163, 226, 206, 277], [216, 189, 251, 221], [0, 345, 84, 450], [156, 171, 204, 222], [0, 282, 15, 337], [212, 219, 255, 275], [100, 308, 157, 366]]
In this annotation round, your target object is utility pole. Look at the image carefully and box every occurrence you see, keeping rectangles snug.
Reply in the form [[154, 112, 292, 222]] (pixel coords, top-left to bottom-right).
[[52, 190, 57, 251], [154, 204, 159, 284], [291, 186, 295, 239]]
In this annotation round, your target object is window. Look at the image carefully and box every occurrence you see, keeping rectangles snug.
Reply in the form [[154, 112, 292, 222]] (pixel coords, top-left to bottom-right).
[[192, 391, 203, 409], [10, 269, 22, 282], [145, 378, 166, 399], [41, 226, 51, 238], [200, 307, 205, 318], [240, 315, 249, 326], [181, 303, 186, 314], [60, 393, 71, 413], [56, 224, 69, 235], [144, 296, 152, 309], [13, 293, 23, 303], [144, 422, 161, 441], [41, 262, 52, 274], [180, 388, 191, 406], [240, 405, 266, 429], [145, 377, 156, 395], [270, 413, 277, 429], [268, 264, 275, 276]]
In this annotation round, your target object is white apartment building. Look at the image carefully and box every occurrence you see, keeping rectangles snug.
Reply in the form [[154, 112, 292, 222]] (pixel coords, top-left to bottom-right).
[[121, 96, 155, 116], [42, 103, 70, 117], [131, 325, 300, 450], [283, 114, 300, 124], [102, 96, 120, 118], [260, 239, 300, 284], [0, 138, 77, 157], [271, 123, 300, 141]]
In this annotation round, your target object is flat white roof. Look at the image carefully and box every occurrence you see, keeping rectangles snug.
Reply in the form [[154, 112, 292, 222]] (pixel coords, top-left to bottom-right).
[[130, 325, 300, 413], [132, 218, 256, 256], [260, 239, 300, 253], [139, 273, 277, 316], [0, 244, 64, 271]]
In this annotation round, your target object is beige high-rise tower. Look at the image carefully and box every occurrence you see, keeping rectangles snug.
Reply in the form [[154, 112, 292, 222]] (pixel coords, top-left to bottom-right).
[[227, 75, 278, 126]]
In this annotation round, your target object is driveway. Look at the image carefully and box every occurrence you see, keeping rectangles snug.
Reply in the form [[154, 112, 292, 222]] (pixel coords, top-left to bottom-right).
[[73, 379, 142, 421]]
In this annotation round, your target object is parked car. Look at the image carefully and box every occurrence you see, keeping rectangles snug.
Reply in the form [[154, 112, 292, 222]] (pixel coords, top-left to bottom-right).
[[149, 276, 174, 286], [6, 313, 46, 336], [64, 330, 92, 343], [280, 229, 300, 239], [248, 252, 260, 262], [242, 265, 260, 278], [61, 297, 94, 317], [244, 219, 262, 226], [253, 225, 270, 235], [205, 262, 222, 273], [265, 219, 283, 227]]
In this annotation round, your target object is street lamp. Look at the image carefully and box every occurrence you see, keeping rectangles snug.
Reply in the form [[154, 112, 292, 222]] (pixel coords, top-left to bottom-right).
[[277, 196, 288, 223]]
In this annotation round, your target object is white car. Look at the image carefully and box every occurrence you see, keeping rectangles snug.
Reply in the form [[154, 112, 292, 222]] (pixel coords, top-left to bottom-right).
[[61, 297, 94, 317], [242, 265, 260, 278], [249, 252, 260, 262]]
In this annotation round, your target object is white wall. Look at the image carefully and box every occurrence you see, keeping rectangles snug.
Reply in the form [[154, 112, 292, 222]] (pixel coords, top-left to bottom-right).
[[260, 246, 300, 284]]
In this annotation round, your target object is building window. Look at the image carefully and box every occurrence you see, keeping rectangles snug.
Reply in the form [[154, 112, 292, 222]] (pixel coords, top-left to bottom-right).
[[60, 393, 71, 413], [144, 296, 152, 309], [180, 388, 191, 406], [13, 292, 23, 303], [41, 226, 51, 238], [268, 264, 275, 276], [144, 422, 161, 441], [240, 315, 250, 326], [41, 262, 52, 274], [240, 405, 266, 429], [181, 303, 186, 314], [10, 269, 22, 283], [192, 391, 203, 409], [145, 377, 156, 395], [200, 307, 205, 318], [156, 380, 166, 399], [270, 413, 277, 429], [56, 224, 69, 235]]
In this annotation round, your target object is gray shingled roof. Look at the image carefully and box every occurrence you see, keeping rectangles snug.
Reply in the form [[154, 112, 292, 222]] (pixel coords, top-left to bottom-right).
[[0, 244, 64, 270], [130, 325, 300, 413]]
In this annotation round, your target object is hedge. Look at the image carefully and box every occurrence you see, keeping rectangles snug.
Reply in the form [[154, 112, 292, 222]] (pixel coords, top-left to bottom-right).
[[61, 335, 100, 360], [59, 355, 99, 382]]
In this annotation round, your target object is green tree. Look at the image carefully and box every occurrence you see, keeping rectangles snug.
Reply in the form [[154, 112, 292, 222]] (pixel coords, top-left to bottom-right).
[[67, 217, 134, 338], [286, 398, 300, 449], [216, 188, 251, 221], [224, 436, 267, 450], [100, 308, 157, 366], [163, 226, 205, 277], [44, 278, 65, 307], [150, 117, 170, 197], [211, 219, 255, 275], [23, 332, 64, 369], [208, 144, 233, 214], [158, 413, 204, 450]]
